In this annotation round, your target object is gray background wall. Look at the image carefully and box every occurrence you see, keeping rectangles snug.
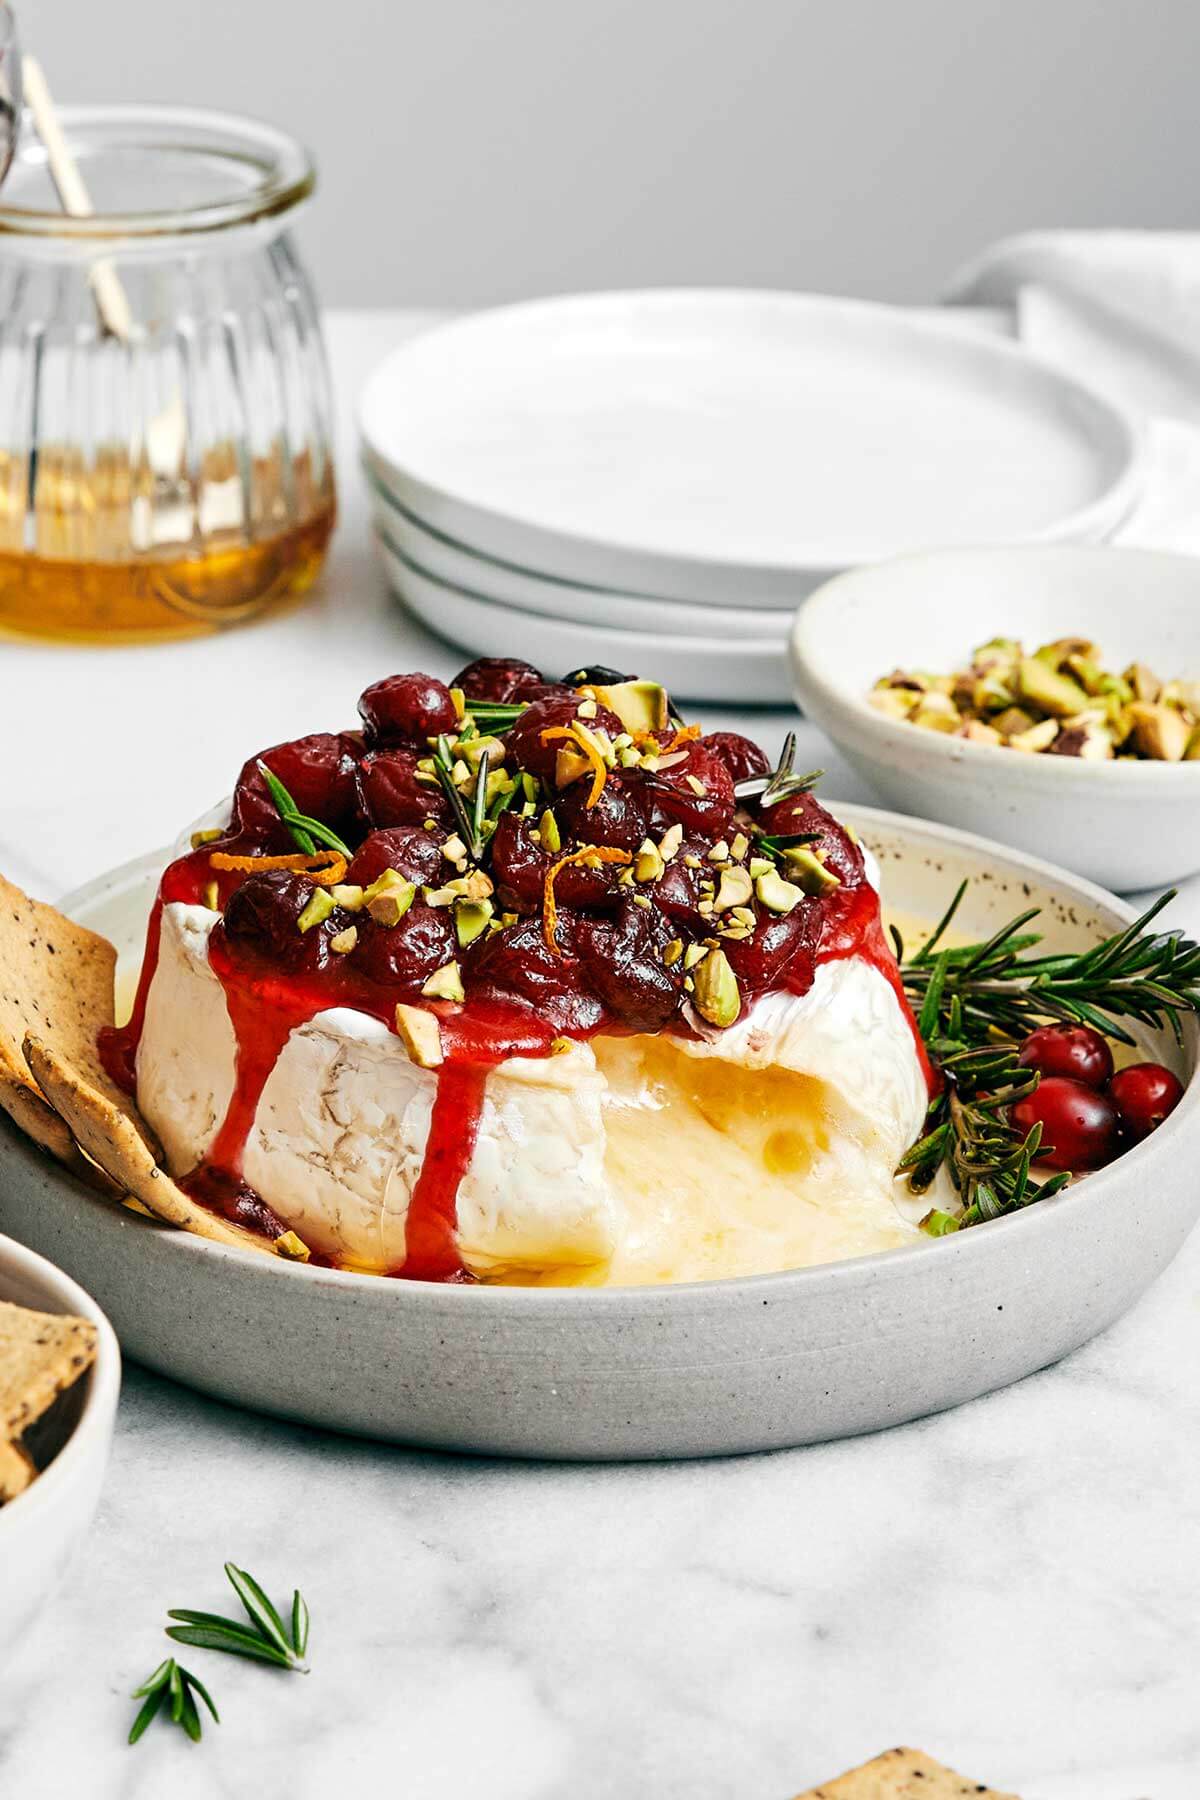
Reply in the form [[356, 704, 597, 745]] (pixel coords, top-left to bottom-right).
[[29, 0, 1199, 308]]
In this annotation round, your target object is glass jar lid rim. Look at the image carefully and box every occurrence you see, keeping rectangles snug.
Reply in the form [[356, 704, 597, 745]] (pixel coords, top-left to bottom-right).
[[0, 103, 315, 240]]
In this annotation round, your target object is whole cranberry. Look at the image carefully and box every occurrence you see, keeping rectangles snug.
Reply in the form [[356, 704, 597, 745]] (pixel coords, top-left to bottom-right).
[[222, 871, 325, 971], [466, 916, 605, 1033], [488, 813, 619, 912], [1012, 1076, 1121, 1172], [574, 900, 683, 1032], [354, 903, 458, 996], [504, 695, 624, 782], [356, 748, 450, 829], [759, 791, 865, 887], [1107, 1062, 1185, 1143], [357, 673, 458, 747], [451, 657, 547, 703], [556, 771, 649, 853], [231, 733, 361, 851], [653, 838, 710, 932], [702, 731, 770, 785], [346, 826, 444, 889], [722, 908, 816, 996], [1017, 1024, 1114, 1091], [641, 742, 736, 838]]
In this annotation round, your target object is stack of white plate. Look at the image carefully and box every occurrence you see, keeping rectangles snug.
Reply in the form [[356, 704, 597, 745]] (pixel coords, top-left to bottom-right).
[[360, 291, 1142, 704]]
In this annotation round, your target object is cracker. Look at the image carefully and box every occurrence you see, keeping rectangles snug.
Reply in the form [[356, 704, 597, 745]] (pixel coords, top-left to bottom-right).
[[797, 1747, 1020, 1799], [0, 1297, 97, 1439], [0, 1436, 34, 1501], [0, 873, 144, 1183], [24, 1034, 283, 1258]]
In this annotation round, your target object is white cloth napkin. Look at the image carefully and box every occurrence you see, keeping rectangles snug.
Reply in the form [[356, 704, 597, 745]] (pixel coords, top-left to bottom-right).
[[949, 230, 1200, 556], [951, 230, 1200, 922]]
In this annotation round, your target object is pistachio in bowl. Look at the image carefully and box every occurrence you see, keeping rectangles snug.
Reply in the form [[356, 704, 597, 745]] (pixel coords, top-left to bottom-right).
[[789, 544, 1200, 890], [872, 636, 1200, 762]]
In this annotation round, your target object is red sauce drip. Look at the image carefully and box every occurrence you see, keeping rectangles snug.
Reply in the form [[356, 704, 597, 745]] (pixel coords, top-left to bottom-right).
[[105, 833, 930, 1279]]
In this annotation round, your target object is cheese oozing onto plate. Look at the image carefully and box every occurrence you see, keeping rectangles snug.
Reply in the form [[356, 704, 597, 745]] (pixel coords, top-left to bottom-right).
[[136, 901, 930, 1285]]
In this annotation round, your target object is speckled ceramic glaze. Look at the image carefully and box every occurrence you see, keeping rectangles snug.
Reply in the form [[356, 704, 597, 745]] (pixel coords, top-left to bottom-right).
[[0, 806, 1194, 1460]]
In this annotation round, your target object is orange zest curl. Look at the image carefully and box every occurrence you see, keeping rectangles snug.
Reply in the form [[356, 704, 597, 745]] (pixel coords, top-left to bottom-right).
[[210, 848, 349, 888], [539, 723, 609, 808], [665, 722, 702, 752], [542, 846, 632, 954]]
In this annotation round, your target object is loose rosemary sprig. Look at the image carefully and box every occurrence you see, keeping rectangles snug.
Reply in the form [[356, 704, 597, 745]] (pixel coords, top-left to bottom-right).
[[461, 699, 527, 732], [896, 884, 1200, 1052], [896, 884, 1199, 1231], [166, 1562, 310, 1673], [257, 761, 353, 859], [129, 1658, 219, 1745], [432, 734, 489, 862]]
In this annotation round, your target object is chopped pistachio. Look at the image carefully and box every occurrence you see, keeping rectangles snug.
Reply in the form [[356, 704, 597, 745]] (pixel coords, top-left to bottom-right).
[[912, 703, 960, 735], [441, 834, 468, 864], [366, 878, 416, 927], [329, 883, 365, 911], [449, 686, 467, 720], [991, 706, 1037, 739], [957, 719, 1003, 748], [550, 1037, 573, 1055], [749, 856, 774, 879], [691, 946, 741, 1027], [298, 888, 336, 932], [782, 846, 841, 895], [274, 1230, 311, 1262], [454, 899, 494, 947], [658, 823, 684, 862], [1127, 701, 1191, 762], [585, 679, 668, 735], [662, 937, 684, 967], [682, 854, 702, 870], [1125, 662, 1163, 704], [755, 868, 804, 914], [191, 828, 223, 849], [683, 943, 709, 970], [707, 840, 729, 863], [555, 745, 591, 789], [1034, 636, 1097, 671], [616, 866, 636, 887], [729, 832, 749, 862], [1017, 657, 1090, 719], [972, 672, 1014, 714], [714, 865, 754, 910], [203, 880, 220, 912], [972, 636, 1021, 670], [1007, 718, 1060, 754], [631, 892, 652, 910], [538, 808, 562, 854], [329, 925, 359, 955], [451, 758, 471, 786], [576, 697, 598, 719], [869, 687, 920, 721], [634, 838, 664, 883], [395, 1003, 444, 1068], [1045, 718, 1113, 761], [422, 961, 465, 1002]]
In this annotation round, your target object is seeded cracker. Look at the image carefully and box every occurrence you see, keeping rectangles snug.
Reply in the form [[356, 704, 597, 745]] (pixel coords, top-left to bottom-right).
[[0, 872, 135, 1183], [795, 1746, 1020, 1799], [0, 1436, 34, 1501], [23, 1035, 286, 1258], [0, 1298, 97, 1440]]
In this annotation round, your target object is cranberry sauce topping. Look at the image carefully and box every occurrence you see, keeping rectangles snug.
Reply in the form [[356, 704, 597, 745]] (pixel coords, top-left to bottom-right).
[[108, 665, 926, 1279]]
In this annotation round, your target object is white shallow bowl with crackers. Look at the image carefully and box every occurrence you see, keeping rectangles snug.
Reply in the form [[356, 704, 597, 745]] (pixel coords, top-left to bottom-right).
[[0, 809, 1197, 1459], [0, 1234, 120, 1658]]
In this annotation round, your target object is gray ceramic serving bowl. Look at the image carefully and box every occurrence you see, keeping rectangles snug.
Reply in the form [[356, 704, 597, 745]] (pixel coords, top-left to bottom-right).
[[0, 804, 1194, 1461]]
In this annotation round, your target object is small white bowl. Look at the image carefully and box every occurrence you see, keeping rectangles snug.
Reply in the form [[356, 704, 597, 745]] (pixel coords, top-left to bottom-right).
[[0, 1232, 120, 1660], [790, 545, 1200, 890]]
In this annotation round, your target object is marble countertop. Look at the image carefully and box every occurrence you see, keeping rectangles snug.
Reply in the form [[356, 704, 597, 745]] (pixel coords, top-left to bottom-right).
[[1, 312, 1198, 1799]]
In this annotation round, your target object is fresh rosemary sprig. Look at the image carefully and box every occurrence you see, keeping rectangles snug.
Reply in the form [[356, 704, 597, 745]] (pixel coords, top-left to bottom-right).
[[256, 761, 353, 859], [733, 731, 823, 810], [897, 884, 1200, 1052], [432, 735, 488, 862], [755, 830, 820, 861], [896, 884, 1199, 1232], [899, 1041, 1070, 1229], [166, 1562, 310, 1673], [129, 1658, 219, 1745], [461, 699, 527, 732]]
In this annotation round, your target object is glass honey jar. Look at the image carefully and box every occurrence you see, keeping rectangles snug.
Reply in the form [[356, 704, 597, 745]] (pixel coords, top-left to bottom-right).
[[0, 105, 336, 641]]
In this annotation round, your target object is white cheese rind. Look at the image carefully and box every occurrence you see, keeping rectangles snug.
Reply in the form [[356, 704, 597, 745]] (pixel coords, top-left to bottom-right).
[[136, 900, 928, 1280]]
